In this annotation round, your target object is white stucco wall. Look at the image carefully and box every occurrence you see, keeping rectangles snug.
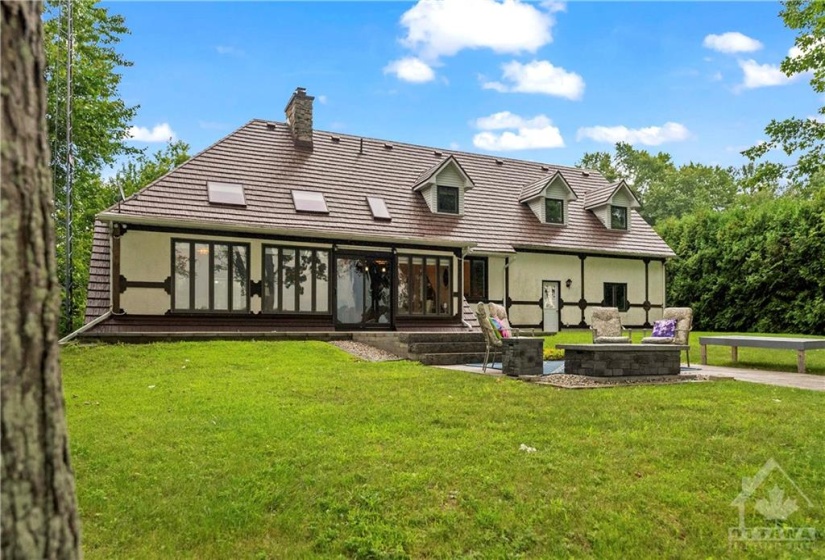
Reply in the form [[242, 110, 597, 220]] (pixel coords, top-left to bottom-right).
[[486, 251, 666, 328]]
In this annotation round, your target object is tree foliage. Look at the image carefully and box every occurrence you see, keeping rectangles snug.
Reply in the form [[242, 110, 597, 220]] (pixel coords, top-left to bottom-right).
[[576, 143, 738, 225], [657, 192, 825, 335], [743, 0, 825, 189], [44, 0, 139, 333]]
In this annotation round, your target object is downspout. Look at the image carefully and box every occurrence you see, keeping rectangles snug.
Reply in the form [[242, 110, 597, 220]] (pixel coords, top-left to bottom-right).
[[58, 310, 112, 345]]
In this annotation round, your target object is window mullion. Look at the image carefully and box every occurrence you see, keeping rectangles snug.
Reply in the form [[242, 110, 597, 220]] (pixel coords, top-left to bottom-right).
[[188, 243, 195, 310], [208, 243, 215, 311]]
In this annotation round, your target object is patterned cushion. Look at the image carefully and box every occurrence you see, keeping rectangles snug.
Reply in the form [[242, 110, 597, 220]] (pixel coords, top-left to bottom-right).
[[489, 317, 513, 339], [489, 318, 503, 339], [652, 319, 677, 338], [641, 336, 674, 344], [594, 336, 631, 343]]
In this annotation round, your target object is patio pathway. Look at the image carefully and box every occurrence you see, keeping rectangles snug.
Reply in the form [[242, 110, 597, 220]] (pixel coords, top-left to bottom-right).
[[439, 362, 825, 392], [688, 364, 824, 392]]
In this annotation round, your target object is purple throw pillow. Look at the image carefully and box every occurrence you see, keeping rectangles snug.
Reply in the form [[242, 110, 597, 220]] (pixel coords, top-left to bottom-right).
[[652, 319, 677, 338]]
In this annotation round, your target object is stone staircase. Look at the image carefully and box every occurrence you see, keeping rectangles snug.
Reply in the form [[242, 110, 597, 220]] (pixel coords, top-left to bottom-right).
[[352, 331, 487, 366]]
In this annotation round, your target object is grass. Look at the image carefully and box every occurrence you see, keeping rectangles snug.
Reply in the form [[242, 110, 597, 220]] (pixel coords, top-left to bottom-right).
[[62, 341, 824, 559], [544, 330, 825, 375]]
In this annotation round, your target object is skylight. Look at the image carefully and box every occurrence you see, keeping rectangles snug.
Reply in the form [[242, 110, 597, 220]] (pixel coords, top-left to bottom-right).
[[207, 181, 246, 206], [292, 190, 328, 213], [367, 197, 391, 220]]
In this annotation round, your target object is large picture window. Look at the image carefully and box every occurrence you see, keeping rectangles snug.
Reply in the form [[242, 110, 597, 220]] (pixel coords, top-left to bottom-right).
[[263, 245, 329, 313], [172, 240, 249, 312], [604, 282, 629, 312], [463, 257, 487, 302], [397, 254, 452, 316]]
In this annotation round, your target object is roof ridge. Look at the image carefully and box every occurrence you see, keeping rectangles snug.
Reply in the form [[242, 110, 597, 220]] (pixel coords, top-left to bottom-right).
[[250, 118, 605, 179]]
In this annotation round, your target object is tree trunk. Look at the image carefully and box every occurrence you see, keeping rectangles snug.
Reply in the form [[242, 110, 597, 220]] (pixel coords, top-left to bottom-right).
[[1, 1, 82, 558]]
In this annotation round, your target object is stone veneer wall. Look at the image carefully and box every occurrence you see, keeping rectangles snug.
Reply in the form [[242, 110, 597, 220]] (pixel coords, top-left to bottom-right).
[[502, 338, 544, 376], [562, 345, 682, 377]]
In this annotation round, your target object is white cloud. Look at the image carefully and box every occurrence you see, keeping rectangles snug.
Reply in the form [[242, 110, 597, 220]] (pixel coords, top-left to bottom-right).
[[738, 59, 797, 89], [317, 95, 328, 104], [808, 114, 825, 124], [789, 45, 803, 59], [711, 71, 723, 81], [576, 122, 690, 146], [482, 60, 584, 100], [540, 0, 566, 13], [383, 57, 435, 83], [399, 0, 555, 60], [703, 32, 762, 54], [216, 45, 244, 56], [127, 123, 176, 143], [472, 111, 564, 151]]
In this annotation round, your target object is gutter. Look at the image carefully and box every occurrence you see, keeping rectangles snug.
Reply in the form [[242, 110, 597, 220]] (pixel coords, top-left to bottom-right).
[[59, 311, 112, 345], [97, 213, 477, 251]]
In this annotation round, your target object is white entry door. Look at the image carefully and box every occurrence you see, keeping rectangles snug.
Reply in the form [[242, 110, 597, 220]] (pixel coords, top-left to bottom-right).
[[542, 280, 560, 333]]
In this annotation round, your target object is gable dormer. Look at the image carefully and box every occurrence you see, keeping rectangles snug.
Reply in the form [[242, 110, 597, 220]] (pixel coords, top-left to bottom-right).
[[584, 180, 641, 231], [412, 155, 475, 216], [519, 171, 578, 226]]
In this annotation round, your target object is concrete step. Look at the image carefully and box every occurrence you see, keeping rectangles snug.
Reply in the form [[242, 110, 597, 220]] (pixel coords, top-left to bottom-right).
[[407, 341, 488, 354], [413, 352, 487, 366], [398, 332, 484, 344]]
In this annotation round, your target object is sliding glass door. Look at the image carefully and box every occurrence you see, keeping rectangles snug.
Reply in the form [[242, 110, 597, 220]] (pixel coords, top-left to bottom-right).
[[335, 254, 392, 328]]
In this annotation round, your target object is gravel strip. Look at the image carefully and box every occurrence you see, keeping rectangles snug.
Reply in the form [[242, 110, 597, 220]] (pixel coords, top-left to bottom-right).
[[522, 372, 713, 389], [329, 341, 403, 362]]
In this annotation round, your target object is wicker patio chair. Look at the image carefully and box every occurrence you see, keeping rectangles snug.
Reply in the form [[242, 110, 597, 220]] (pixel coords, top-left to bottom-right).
[[589, 307, 632, 343], [475, 302, 519, 372], [642, 307, 694, 366]]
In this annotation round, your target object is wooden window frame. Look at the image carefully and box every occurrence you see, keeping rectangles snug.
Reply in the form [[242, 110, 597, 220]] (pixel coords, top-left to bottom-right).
[[436, 185, 459, 214], [545, 198, 564, 224], [170, 239, 251, 313], [261, 244, 331, 314], [610, 205, 628, 230], [604, 282, 629, 312], [463, 257, 488, 303], [396, 254, 453, 316]]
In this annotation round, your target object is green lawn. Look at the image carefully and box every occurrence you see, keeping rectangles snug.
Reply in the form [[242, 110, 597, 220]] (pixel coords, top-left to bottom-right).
[[63, 341, 824, 559], [545, 330, 825, 375]]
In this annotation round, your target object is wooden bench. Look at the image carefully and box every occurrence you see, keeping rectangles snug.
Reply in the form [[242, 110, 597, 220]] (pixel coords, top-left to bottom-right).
[[699, 336, 825, 374]]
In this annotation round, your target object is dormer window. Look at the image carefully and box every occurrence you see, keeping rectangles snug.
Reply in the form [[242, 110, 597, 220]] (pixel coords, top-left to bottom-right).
[[437, 186, 459, 214], [584, 180, 640, 232], [519, 171, 577, 225], [610, 205, 628, 230], [412, 155, 475, 216], [545, 198, 564, 224]]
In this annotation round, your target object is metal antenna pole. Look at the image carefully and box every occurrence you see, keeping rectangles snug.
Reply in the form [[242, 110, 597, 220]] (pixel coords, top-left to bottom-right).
[[64, 0, 74, 331]]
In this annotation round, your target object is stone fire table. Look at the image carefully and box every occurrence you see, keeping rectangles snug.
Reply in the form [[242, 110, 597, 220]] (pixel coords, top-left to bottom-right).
[[557, 344, 688, 377]]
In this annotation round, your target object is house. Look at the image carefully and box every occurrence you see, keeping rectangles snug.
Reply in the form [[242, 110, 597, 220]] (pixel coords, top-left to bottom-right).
[[76, 87, 675, 339]]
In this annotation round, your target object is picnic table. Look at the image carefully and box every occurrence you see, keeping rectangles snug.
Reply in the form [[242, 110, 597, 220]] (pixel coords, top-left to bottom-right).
[[699, 336, 825, 374]]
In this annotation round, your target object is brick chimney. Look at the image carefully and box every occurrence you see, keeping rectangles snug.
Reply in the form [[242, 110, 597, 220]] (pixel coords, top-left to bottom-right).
[[284, 87, 314, 149]]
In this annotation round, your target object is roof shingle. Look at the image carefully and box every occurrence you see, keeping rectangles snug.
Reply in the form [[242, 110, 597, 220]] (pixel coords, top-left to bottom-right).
[[99, 120, 675, 258]]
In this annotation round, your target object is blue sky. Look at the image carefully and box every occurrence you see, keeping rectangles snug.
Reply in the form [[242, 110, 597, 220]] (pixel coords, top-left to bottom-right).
[[112, 1, 816, 170]]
